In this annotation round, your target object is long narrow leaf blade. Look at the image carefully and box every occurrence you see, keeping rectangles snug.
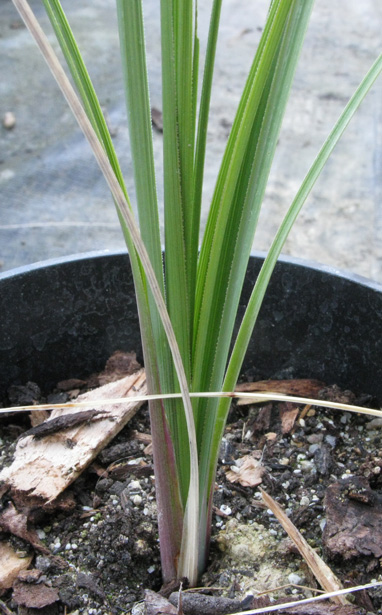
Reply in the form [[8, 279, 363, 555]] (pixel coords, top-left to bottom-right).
[[116, 0, 162, 283]]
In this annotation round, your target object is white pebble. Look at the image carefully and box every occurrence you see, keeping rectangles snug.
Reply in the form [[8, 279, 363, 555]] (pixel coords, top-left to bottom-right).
[[300, 460, 314, 472], [132, 494, 142, 506], [220, 504, 232, 516], [3, 111, 16, 129], [299, 496, 309, 507], [130, 480, 141, 490]]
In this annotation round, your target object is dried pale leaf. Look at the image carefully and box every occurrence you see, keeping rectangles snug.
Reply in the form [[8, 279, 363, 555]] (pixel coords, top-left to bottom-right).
[[260, 490, 347, 605], [276, 604, 367, 614], [0, 542, 33, 590], [226, 456, 265, 487]]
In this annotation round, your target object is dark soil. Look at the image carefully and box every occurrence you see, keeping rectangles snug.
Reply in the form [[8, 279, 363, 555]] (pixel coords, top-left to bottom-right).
[[1, 356, 382, 614]]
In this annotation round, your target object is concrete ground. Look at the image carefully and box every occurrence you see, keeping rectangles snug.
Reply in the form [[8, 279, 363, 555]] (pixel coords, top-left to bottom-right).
[[1, 0, 382, 281]]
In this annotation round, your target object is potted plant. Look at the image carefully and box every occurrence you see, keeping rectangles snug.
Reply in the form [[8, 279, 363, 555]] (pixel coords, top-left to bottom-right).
[[4, 0, 382, 591]]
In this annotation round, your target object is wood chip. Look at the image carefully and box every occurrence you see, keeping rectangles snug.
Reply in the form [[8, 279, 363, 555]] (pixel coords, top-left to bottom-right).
[[12, 579, 59, 608], [168, 591, 243, 615], [323, 477, 382, 560], [280, 406, 299, 434], [0, 542, 33, 590], [236, 379, 324, 406], [0, 370, 146, 506]]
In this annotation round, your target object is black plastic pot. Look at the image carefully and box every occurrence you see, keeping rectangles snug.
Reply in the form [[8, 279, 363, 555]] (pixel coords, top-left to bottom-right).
[[1, 250, 382, 401]]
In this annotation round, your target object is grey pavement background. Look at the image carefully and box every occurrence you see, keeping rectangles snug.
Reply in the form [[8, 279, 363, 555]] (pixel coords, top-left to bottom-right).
[[1, 0, 382, 281]]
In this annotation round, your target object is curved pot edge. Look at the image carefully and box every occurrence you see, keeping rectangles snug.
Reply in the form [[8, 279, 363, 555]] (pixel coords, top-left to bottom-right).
[[1, 249, 381, 294]]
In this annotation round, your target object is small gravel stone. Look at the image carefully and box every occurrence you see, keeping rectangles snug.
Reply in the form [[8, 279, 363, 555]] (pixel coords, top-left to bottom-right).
[[220, 504, 232, 515], [325, 435, 337, 447], [3, 111, 16, 129], [35, 556, 51, 573], [300, 460, 314, 472], [367, 418, 382, 430], [288, 572, 302, 584]]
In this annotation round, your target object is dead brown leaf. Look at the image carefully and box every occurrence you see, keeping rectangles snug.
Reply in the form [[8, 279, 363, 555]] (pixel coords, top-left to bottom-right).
[[280, 406, 299, 434], [226, 455, 265, 487], [0, 503, 50, 555], [96, 350, 141, 386], [12, 579, 59, 608], [144, 589, 178, 614], [264, 432, 278, 441]]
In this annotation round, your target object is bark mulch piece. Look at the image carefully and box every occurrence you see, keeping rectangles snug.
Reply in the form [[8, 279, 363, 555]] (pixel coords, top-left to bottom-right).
[[323, 476, 382, 561]]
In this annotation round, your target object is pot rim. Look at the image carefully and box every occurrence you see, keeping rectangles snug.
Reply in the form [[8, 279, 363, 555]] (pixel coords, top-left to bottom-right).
[[1, 249, 381, 293]]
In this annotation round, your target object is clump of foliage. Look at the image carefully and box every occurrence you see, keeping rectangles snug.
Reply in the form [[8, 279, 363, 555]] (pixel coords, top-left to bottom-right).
[[12, 0, 382, 585]]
